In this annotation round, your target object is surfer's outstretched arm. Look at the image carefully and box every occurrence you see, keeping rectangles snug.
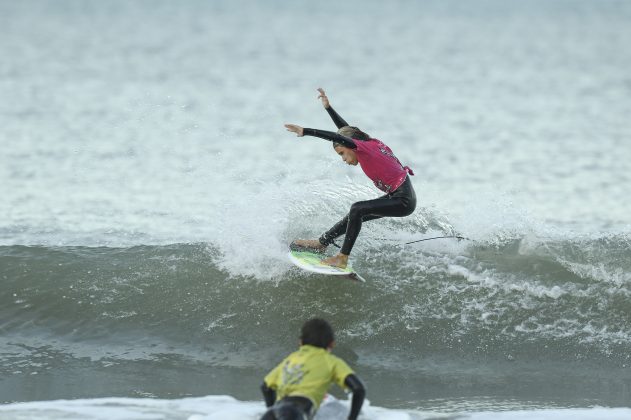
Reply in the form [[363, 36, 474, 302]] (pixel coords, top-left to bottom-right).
[[284, 124, 357, 149], [317, 88, 349, 129], [326, 106, 349, 129], [304, 128, 357, 148]]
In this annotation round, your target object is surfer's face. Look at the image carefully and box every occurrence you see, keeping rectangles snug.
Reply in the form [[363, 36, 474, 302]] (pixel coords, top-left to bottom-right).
[[334, 146, 358, 166]]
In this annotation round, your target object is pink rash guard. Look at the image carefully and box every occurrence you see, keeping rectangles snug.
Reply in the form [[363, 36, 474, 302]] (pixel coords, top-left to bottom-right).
[[353, 138, 414, 193]]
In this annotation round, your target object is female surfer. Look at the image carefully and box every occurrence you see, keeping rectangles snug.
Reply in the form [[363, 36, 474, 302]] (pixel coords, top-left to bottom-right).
[[285, 88, 416, 269]]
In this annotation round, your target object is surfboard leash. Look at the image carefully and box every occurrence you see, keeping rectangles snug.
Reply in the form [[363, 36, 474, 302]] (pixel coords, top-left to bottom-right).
[[330, 235, 471, 249], [401, 235, 471, 245]]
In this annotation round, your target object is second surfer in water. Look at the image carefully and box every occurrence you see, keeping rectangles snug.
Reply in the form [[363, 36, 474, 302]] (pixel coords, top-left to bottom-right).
[[286, 88, 416, 269]]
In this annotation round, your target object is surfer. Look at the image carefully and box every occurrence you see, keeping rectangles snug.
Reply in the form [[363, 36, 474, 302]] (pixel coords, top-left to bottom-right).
[[260, 318, 365, 420], [286, 88, 416, 269]]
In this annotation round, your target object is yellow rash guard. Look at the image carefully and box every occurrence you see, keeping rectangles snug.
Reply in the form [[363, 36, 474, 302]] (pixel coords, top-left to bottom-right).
[[263, 344, 354, 408]]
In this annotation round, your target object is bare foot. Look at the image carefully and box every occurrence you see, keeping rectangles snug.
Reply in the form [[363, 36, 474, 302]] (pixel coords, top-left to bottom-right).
[[322, 253, 349, 269], [292, 239, 326, 252]]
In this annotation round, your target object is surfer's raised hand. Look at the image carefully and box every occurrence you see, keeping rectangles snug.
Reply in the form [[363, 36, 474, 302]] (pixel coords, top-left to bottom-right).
[[284, 124, 304, 137], [317, 88, 330, 108]]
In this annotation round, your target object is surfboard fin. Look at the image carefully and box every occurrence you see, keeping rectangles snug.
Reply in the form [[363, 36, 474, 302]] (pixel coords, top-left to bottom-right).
[[347, 273, 366, 283]]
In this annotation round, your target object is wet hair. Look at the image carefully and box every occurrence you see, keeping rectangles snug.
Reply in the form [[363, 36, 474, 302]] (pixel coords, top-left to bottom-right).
[[334, 126, 370, 149], [300, 318, 335, 349]]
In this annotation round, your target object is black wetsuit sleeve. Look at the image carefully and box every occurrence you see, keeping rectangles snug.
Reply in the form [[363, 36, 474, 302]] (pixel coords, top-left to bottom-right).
[[344, 374, 366, 420], [260, 382, 276, 408], [325, 105, 349, 129], [302, 128, 357, 149]]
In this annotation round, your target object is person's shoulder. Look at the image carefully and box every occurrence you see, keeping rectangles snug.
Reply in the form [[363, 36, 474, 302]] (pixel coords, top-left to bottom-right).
[[355, 138, 381, 150], [353, 138, 372, 149], [325, 351, 351, 366], [326, 353, 355, 381], [287, 347, 308, 358], [274, 347, 305, 364]]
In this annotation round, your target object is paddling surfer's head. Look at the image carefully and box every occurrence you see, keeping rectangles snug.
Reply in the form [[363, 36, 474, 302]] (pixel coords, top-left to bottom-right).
[[300, 318, 335, 350]]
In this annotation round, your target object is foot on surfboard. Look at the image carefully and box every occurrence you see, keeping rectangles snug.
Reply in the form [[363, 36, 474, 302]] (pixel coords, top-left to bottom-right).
[[321, 253, 349, 269], [290, 239, 327, 253]]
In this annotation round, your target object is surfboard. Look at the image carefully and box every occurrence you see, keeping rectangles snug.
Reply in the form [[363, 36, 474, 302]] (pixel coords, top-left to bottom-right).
[[288, 248, 366, 283]]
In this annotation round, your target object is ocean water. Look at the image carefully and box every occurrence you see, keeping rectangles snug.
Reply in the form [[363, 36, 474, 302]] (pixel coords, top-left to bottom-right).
[[1, 0, 631, 418]]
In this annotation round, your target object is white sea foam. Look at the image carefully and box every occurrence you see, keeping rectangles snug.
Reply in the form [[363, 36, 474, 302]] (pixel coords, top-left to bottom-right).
[[0, 395, 419, 420], [0, 395, 629, 420]]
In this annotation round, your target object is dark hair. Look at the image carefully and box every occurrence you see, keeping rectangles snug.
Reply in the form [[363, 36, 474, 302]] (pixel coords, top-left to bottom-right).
[[300, 318, 335, 349]]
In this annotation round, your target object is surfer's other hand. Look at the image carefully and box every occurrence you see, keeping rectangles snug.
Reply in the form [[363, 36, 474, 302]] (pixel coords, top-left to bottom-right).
[[317, 88, 330, 108], [284, 124, 304, 137]]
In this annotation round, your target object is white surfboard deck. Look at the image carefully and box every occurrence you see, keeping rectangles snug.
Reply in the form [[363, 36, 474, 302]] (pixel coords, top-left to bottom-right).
[[288, 249, 366, 283]]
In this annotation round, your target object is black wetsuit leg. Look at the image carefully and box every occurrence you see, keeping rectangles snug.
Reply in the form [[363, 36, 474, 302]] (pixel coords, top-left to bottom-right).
[[260, 397, 312, 420], [319, 176, 416, 255]]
